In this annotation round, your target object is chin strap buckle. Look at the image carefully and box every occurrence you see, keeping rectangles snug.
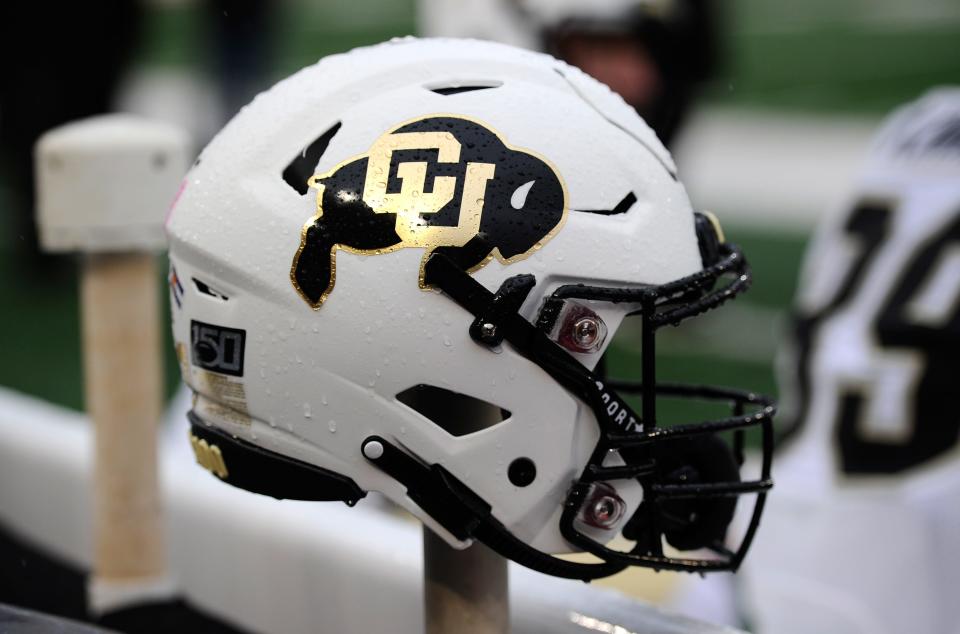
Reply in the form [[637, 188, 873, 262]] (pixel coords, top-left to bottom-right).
[[362, 435, 627, 581], [361, 436, 490, 541], [468, 274, 537, 347]]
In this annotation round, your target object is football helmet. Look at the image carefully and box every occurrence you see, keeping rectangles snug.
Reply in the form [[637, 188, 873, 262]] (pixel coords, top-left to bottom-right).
[[167, 37, 773, 580]]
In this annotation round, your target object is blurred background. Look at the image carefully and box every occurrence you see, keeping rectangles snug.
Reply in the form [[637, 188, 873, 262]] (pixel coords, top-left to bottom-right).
[[3, 0, 958, 414], [1, 0, 958, 628]]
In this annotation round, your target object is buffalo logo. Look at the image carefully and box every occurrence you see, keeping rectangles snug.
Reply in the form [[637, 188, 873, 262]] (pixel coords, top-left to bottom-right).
[[291, 115, 568, 308]]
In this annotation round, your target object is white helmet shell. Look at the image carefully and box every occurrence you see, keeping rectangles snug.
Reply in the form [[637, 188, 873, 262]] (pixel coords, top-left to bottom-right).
[[168, 37, 770, 573]]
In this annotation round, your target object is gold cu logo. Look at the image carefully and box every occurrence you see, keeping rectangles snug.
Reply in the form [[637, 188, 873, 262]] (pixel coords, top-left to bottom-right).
[[189, 432, 229, 479], [291, 115, 568, 309], [312, 131, 496, 247]]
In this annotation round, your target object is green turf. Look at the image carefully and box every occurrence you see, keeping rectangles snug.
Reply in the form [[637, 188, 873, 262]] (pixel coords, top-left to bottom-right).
[[605, 343, 778, 441], [722, 225, 807, 308], [0, 249, 183, 412], [713, 25, 960, 114], [135, 3, 204, 68], [0, 257, 84, 410], [133, 1, 418, 79]]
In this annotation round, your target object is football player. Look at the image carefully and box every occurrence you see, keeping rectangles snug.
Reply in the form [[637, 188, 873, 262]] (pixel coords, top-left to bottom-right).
[[742, 88, 960, 634]]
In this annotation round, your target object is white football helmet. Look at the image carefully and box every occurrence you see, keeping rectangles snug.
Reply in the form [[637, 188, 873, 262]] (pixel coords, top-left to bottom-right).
[[167, 37, 773, 580]]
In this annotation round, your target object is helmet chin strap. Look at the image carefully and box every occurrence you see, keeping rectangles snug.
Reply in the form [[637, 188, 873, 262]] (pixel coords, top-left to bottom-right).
[[360, 434, 627, 581]]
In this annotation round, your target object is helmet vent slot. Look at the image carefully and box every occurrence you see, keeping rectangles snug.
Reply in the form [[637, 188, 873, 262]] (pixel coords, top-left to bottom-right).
[[396, 384, 510, 437], [193, 278, 229, 301], [426, 81, 503, 96], [574, 191, 637, 216], [282, 121, 342, 195]]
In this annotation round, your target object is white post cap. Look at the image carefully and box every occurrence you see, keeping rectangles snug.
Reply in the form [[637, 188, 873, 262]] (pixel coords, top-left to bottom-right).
[[35, 114, 190, 253]]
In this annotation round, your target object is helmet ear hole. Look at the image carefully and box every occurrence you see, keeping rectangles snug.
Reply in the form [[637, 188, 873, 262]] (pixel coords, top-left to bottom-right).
[[396, 384, 511, 437], [656, 434, 740, 551], [508, 457, 536, 487]]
